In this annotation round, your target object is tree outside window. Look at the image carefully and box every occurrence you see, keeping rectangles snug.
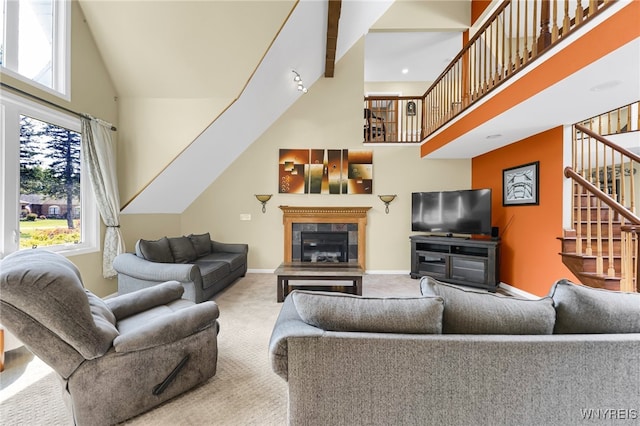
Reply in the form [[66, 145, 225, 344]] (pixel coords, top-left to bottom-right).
[[20, 114, 82, 248]]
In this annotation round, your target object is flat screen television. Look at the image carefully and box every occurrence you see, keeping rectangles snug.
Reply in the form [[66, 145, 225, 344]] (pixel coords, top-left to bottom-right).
[[411, 189, 492, 236]]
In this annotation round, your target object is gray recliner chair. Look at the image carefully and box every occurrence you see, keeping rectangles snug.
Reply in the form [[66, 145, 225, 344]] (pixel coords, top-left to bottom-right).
[[0, 249, 220, 425]]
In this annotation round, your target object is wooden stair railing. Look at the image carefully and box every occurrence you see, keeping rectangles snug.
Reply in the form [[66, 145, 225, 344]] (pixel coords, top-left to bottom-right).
[[562, 123, 640, 292], [363, 0, 615, 144]]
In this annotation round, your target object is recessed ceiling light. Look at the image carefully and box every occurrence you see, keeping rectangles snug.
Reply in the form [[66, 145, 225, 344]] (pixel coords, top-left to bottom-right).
[[590, 80, 621, 92], [401, 68, 409, 74]]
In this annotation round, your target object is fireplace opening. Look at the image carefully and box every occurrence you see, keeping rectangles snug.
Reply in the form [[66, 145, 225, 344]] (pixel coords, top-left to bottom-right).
[[301, 231, 348, 263]]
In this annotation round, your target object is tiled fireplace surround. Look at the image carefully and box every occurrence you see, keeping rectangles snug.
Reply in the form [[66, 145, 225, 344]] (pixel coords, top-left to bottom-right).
[[280, 206, 371, 269]]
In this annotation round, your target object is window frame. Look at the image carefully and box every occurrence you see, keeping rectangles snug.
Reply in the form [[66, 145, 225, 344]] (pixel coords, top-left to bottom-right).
[[1, 0, 71, 100], [1, 89, 99, 258]]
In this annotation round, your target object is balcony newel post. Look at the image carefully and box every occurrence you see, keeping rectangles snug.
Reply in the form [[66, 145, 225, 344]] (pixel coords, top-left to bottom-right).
[[537, 0, 552, 52], [461, 30, 470, 108]]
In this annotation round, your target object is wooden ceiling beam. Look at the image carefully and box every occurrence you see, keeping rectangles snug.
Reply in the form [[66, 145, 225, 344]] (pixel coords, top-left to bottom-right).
[[325, 0, 342, 78]]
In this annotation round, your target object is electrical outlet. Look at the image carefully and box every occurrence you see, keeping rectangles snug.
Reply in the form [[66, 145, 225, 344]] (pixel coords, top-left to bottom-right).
[[239, 214, 251, 221]]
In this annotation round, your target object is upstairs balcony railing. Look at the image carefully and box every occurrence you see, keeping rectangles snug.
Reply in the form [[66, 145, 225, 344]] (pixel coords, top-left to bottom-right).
[[575, 101, 640, 136], [364, 0, 615, 144]]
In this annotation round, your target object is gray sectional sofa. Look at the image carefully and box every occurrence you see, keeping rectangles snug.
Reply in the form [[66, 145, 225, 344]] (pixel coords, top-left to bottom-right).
[[269, 277, 640, 426], [113, 233, 248, 303]]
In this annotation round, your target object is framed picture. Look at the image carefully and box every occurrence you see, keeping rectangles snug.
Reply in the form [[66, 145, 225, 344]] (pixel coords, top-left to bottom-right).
[[278, 149, 373, 194], [406, 101, 416, 116], [503, 161, 539, 206]]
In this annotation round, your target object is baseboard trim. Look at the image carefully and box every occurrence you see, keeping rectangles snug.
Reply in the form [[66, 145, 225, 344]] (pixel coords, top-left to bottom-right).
[[248, 269, 412, 275], [365, 270, 411, 275], [247, 271, 538, 299], [499, 282, 538, 299]]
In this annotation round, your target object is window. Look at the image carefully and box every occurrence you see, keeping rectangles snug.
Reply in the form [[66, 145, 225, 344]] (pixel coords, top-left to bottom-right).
[[1, 90, 99, 258], [1, 0, 70, 98]]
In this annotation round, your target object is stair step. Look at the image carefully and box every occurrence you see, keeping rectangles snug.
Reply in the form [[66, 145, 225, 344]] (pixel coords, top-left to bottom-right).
[[559, 250, 631, 289], [575, 222, 624, 237], [574, 206, 620, 221], [560, 237, 623, 256], [575, 272, 622, 291], [561, 252, 623, 273]]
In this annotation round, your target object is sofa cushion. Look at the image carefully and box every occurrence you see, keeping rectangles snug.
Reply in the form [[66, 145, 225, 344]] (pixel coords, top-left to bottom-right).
[[189, 233, 212, 257], [136, 237, 174, 263], [420, 276, 555, 334], [291, 290, 444, 334], [116, 298, 195, 335], [198, 261, 231, 290], [550, 278, 640, 333], [168, 237, 198, 264], [198, 252, 246, 271]]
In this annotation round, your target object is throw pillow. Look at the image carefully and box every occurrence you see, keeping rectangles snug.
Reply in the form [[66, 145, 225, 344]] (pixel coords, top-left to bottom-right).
[[137, 237, 174, 263], [291, 290, 444, 334], [420, 276, 555, 334], [188, 232, 212, 257], [168, 236, 198, 263], [550, 278, 640, 333]]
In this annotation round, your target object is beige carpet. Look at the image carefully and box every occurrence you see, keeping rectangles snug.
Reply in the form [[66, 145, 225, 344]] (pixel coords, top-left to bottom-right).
[[0, 273, 422, 425]]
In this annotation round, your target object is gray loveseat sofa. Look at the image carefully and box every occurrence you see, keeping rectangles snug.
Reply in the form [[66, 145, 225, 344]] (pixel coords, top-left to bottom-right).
[[269, 277, 640, 426], [114, 232, 248, 303]]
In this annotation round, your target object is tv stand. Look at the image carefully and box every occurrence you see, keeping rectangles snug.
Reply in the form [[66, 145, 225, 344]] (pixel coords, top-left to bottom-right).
[[410, 235, 500, 291]]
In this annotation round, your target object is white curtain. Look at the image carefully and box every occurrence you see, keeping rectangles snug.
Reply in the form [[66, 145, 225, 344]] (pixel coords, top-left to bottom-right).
[[81, 116, 125, 278]]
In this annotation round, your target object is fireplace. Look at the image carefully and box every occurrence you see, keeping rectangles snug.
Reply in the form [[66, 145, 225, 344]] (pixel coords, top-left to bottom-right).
[[301, 231, 348, 262], [280, 206, 371, 269]]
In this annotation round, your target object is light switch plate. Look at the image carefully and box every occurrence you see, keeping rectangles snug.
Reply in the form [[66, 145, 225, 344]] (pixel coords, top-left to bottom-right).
[[240, 214, 251, 221]]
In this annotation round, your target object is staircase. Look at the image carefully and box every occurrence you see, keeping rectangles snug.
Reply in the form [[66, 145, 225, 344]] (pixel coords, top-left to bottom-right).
[[559, 189, 632, 290], [559, 113, 640, 292]]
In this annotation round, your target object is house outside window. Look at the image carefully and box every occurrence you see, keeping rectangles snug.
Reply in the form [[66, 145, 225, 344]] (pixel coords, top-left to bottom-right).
[[1, 90, 99, 257], [0, 0, 71, 99]]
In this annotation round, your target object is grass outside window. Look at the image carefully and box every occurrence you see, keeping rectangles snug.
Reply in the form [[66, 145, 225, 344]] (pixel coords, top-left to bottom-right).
[[20, 219, 80, 249]]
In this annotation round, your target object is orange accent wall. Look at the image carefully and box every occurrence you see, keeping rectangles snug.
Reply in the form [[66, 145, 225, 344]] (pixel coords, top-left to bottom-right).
[[471, 1, 492, 25], [473, 127, 578, 297], [422, 1, 640, 158]]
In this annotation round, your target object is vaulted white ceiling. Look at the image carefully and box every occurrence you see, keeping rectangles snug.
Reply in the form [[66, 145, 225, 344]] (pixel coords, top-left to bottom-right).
[[78, 1, 297, 101], [78, 0, 471, 214], [77, 0, 638, 214]]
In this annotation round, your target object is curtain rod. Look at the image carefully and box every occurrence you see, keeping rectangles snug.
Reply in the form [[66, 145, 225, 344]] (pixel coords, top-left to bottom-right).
[[0, 81, 117, 131]]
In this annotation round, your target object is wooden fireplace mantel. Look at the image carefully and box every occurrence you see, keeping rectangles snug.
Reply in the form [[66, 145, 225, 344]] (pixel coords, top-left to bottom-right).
[[279, 206, 371, 269]]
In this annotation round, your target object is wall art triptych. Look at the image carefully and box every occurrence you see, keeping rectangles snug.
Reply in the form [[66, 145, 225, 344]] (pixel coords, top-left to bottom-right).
[[278, 149, 373, 194]]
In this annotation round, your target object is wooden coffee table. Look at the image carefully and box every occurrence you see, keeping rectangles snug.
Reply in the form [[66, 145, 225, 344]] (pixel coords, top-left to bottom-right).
[[275, 262, 364, 302]]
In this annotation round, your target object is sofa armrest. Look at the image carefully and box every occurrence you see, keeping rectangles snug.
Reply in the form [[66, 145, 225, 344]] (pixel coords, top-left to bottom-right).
[[113, 253, 199, 283], [106, 281, 185, 320], [268, 295, 324, 381], [113, 301, 219, 353], [211, 241, 248, 254]]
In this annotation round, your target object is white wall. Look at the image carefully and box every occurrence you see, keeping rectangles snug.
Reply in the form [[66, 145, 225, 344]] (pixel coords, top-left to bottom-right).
[[181, 38, 471, 272]]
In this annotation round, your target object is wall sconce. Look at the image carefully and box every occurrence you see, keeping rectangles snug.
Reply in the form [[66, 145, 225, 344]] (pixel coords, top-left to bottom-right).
[[292, 70, 308, 93], [378, 194, 396, 214], [254, 194, 272, 213]]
